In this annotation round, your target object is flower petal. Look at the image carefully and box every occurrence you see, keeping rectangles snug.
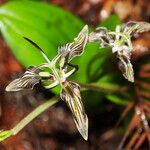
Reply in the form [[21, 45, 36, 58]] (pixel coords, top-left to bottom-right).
[[60, 81, 88, 140], [6, 66, 41, 91], [124, 21, 150, 36], [58, 25, 88, 63], [117, 50, 134, 82], [88, 27, 115, 48]]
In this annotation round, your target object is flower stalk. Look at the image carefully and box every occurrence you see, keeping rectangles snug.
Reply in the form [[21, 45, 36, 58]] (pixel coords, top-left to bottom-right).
[[0, 96, 59, 142]]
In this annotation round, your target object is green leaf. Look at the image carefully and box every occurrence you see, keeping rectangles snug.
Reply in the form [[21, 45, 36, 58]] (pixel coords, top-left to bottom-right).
[[98, 15, 121, 31], [0, 1, 84, 67], [71, 43, 100, 83], [106, 94, 130, 105]]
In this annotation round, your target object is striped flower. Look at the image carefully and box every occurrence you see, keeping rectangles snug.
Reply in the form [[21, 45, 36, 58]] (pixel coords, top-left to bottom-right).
[[6, 25, 89, 140], [88, 22, 150, 82]]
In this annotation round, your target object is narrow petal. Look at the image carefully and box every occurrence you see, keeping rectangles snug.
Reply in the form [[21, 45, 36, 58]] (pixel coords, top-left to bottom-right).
[[60, 81, 88, 140], [117, 50, 134, 82], [6, 66, 41, 91], [58, 25, 88, 63], [69, 25, 88, 60], [124, 21, 150, 36]]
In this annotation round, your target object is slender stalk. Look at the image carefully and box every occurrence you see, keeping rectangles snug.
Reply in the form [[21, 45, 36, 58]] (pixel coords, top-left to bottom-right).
[[12, 95, 59, 135], [77, 82, 127, 94], [0, 95, 59, 141]]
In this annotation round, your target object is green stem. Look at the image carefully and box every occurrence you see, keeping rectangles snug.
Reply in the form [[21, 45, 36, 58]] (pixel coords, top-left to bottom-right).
[[12, 95, 59, 135], [78, 82, 127, 94]]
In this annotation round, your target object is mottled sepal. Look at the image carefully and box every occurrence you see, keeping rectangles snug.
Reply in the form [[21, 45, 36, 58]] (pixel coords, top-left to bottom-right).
[[60, 81, 88, 140], [117, 50, 134, 82], [6, 66, 41, 91]]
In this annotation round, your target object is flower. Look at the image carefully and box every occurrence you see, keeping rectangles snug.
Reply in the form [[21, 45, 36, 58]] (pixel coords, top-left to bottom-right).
[[6, 25, 89, 140], [88, 21, 150, 82]]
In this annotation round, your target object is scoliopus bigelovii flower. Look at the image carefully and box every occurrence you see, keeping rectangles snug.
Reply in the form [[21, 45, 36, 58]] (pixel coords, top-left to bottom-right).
[[6, 25, 89, 140], [88, 21, 150, 82]]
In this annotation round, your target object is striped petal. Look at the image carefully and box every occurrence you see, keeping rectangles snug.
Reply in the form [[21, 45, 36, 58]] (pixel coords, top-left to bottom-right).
[[117, 50, 134, 82], [60, 81, 88, 140], [6, 66, 41, 91], [58, 25, 88, 63], [124, 21, 150, 36]]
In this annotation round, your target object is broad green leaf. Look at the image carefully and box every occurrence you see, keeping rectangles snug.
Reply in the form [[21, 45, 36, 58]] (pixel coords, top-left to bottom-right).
[[98, 15, 121, 31], [0, 1, 84, 66]]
